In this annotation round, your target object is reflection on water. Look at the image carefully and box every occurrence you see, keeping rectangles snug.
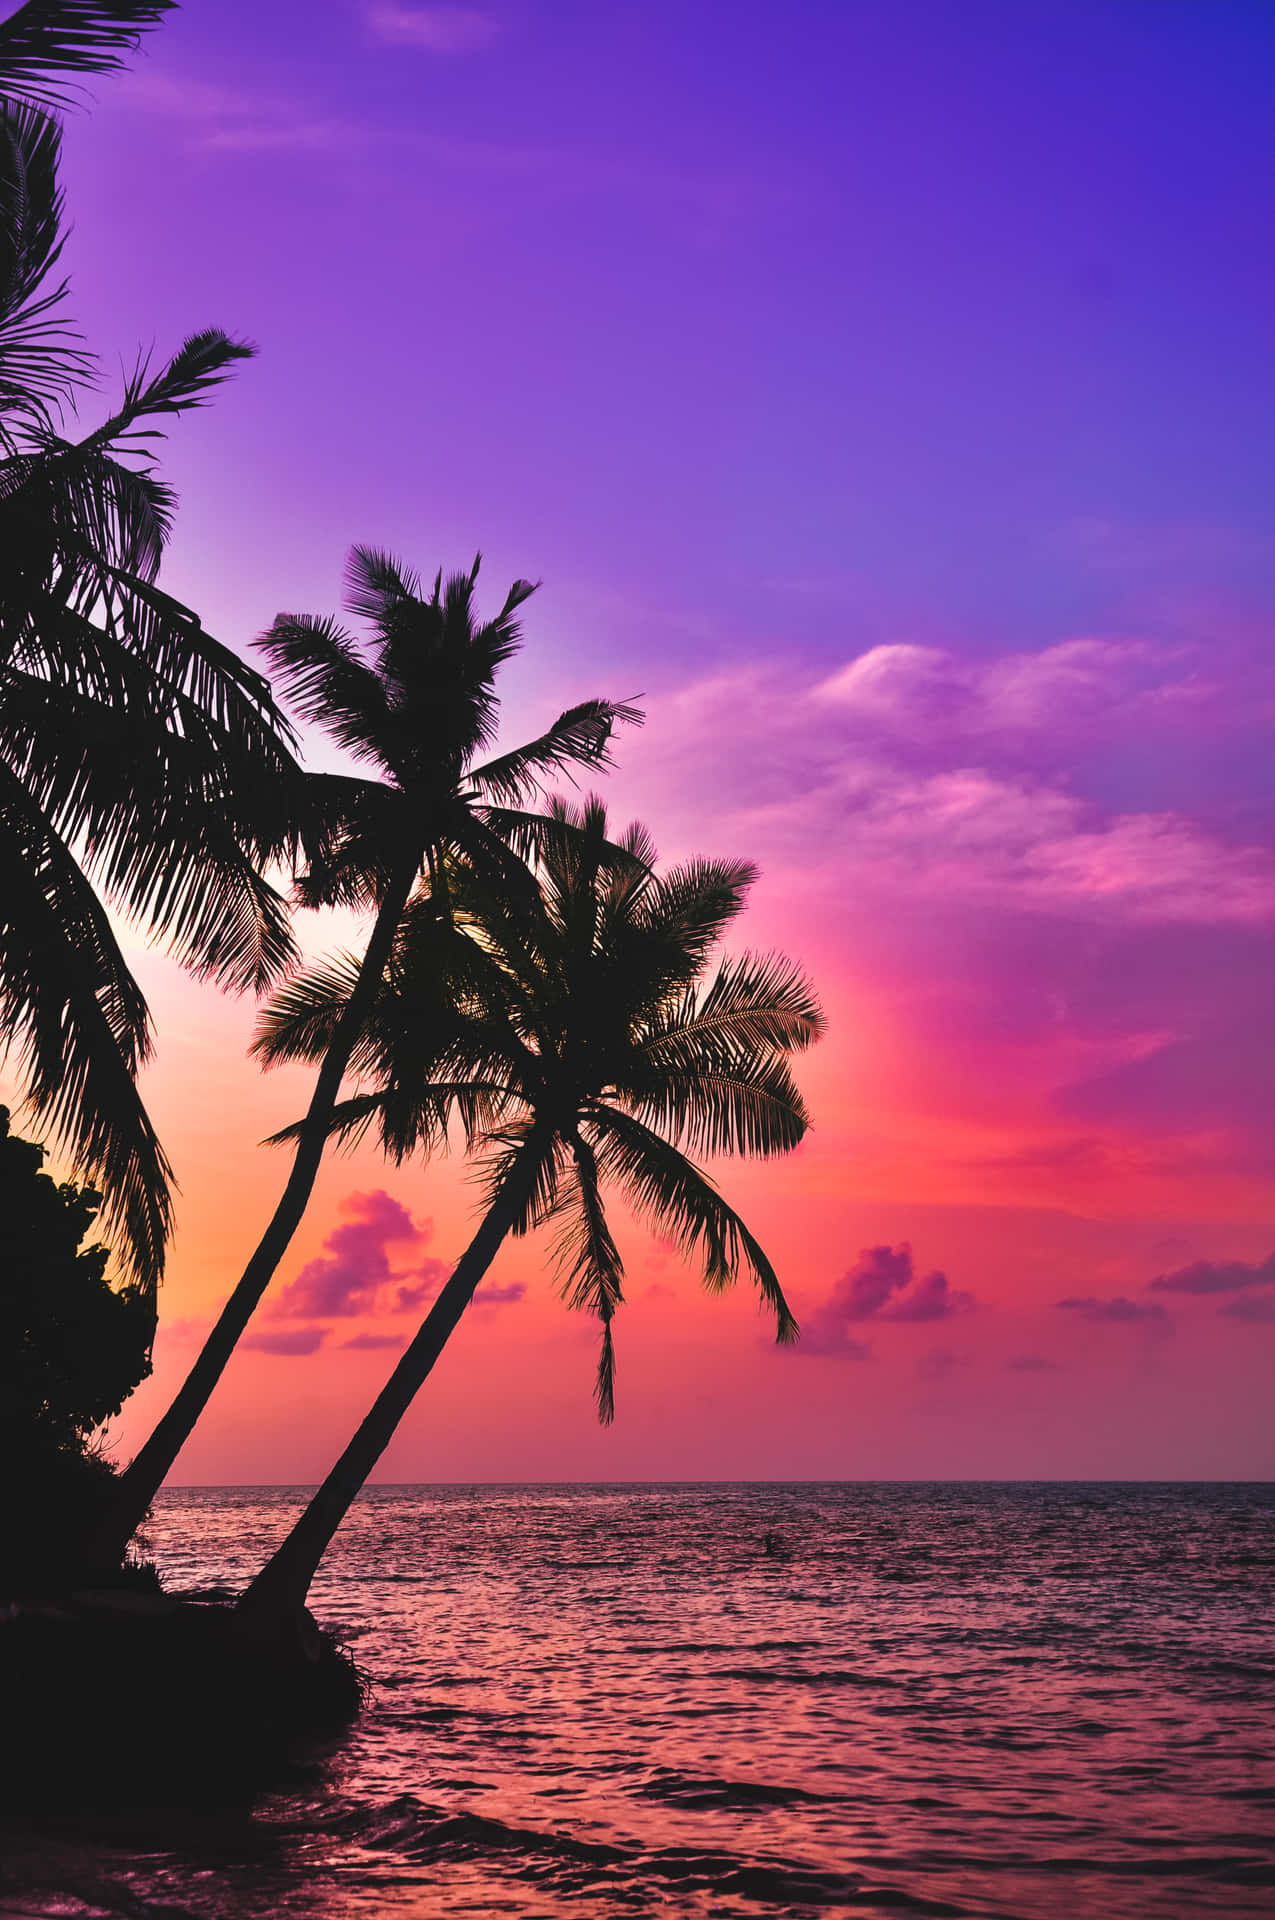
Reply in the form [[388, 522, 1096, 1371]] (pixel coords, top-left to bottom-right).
[[4, 1483, 1274, 1918]]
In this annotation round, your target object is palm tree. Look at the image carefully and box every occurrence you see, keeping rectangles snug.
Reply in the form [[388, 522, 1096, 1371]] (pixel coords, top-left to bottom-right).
[[93, 558, 640, 1563], [2, 0, 305, 1297], [236, 800, 823, 1628]]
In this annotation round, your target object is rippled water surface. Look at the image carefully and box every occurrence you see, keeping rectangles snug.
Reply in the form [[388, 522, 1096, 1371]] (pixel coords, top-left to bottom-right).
[[5, 1483, 1274, 1919]]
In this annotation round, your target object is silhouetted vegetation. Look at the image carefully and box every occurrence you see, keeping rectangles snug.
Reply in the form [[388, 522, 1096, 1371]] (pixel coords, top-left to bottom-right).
[[239, 802, 823, 1630], [0, 1106, 151, 1595], [96, 553, 641, 1567], [0, 0, 306, 1298]]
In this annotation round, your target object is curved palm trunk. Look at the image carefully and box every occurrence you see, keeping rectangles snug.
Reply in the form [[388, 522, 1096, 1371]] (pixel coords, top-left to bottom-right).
[[237, 1147, 538, 1630], [84, 852, 423, 1568]]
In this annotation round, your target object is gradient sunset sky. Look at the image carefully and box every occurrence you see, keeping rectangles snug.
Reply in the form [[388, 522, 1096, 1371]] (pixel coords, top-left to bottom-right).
[[9, 0, 1274, 1480]]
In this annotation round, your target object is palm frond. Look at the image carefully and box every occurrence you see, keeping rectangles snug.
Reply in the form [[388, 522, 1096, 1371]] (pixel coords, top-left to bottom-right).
[[251, 953, 366, 1068], [468, 698, 643, 806], [341, 544, 422, 626], [643, 951, 826, 1064], [261, 1089, 384, 1151], [641, 856, 758, 962], [0, 103, 89, 433], [257, 612, 390, 767], [2, 655, 301, 994], [589, 1104, 798, 1342], [0, 1, 173, 111], [0, 764, 171, 1293], [631, 1052, 810, 1160], [78, 329, 255, 465], [552, 1132, 625, 1421], [3, 437, 171, 581]]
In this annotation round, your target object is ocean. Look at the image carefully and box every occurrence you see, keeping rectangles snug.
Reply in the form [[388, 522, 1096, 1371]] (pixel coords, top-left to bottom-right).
[[3, 1482, 1273, 1919]]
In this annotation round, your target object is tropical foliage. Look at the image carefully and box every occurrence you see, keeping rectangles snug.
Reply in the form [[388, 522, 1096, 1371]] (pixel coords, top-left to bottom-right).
[[99, 555, 640, 1558], [238, 799, 823, 1621], [0, 1, 304, 1296]]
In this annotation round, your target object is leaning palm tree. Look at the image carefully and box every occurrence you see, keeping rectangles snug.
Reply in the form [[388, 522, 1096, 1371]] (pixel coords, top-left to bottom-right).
[[236, 799, 823, 1629], [92, 560, 640, 1563], [2, 0, 305, 1297]]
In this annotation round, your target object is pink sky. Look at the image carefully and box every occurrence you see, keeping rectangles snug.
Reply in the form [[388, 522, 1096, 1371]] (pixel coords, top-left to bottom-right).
[[4, 0, 1273, 1479]]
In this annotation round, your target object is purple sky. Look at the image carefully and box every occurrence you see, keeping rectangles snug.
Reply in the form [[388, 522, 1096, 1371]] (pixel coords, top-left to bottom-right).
[[16, 0, 1275, 1479], [64, 0, 1274, 672]]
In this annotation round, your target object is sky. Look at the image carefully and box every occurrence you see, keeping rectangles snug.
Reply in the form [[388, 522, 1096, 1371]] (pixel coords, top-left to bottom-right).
[[7, 0, 1275, 1481]]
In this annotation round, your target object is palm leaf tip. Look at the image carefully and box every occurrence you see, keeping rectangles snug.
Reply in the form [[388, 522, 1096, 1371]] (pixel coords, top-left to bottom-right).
[[595, 1319, 617, 1424], [0, 3, 176, 110]]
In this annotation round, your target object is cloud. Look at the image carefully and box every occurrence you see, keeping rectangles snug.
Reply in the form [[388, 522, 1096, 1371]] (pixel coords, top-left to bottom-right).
[[395, 1276, 446, 1312], [1218, 1295, 1275, 1324], [885, 1268, 973, 1323], [473, 1280, 527, 1306], [1056, 1295, 1173, 1330], [242, 1327, 328, 1356], [155, 1315, 212, 1347], [115, 68, 360, 154], [1149, 1253, 1275, 1294], [367, 3, 497, 50], [274, 1190, 447, 1319], [637, 644, 1275, 930], [817, 638, 1155, 743], [798, 1243, 973, 1355], [340, 1332, 409, 1350], [1007, 1353, 1063, 1373]]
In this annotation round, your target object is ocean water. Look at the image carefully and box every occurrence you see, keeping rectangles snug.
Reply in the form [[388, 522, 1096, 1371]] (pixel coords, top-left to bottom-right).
[[4, 1482, 1274, 1920]]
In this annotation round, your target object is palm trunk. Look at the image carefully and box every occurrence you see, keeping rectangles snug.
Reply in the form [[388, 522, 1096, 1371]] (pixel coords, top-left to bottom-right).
[[84, 851, 423, 1570], [236, 1145, 539, 1629]]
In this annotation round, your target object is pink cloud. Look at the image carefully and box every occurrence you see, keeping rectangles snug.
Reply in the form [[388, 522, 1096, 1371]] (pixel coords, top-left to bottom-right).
[[1149, 1253, 1275, 1294], [637, 643, 1275, 929], [273, 1190, 447, 1319], [367, 4, 497, 51], [622, 632, 1275, 1194], [1007, 1353, 1063, 1373], [798, 1244, 973, 1355], [1056, 1296, 1172, 1331], [1218, 1296, 1275, 1324], [156, 1315, 212, 1346], [473, 1280, 527, 1306], [340, 1331, 409, 1350], [242, 1327, 328, 1357], [818, 637, 1159, 743]]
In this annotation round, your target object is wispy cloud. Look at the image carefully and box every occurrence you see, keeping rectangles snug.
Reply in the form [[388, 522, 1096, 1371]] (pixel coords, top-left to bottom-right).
[[366, 3, 498, 51], [637, 642, 1275, 930], [242, 1327, 328, 1356], [818, 637, 1162, 744], [473, 1280, 527, 1306], [1007, 1353, 1063, 1373], [114, 68, 356, 154], [1218, 1295, 1275, 1323], [1056, 1295, 1173, 1331], [1149, 1252, 1275, 1294]]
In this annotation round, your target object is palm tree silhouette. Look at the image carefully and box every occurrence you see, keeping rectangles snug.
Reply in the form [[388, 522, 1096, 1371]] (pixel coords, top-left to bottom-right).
[[1, 3, 304, 1294], [96, 559, 639, 1561], [236, 799, 823, 1627]]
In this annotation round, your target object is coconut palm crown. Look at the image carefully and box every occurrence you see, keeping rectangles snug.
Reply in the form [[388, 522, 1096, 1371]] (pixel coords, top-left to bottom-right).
[[93, 558, 640, 1564], [238, 799, 823, 1622]]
